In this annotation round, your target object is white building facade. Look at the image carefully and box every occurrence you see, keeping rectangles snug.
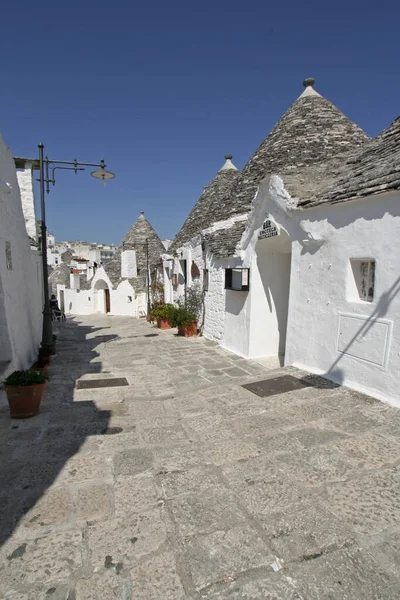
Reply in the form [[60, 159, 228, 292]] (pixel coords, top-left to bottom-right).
[[168, 79, 400, 406], [55, 212, 164, 318], [0, 141, 43, 377], [164, 155, 241, 318]]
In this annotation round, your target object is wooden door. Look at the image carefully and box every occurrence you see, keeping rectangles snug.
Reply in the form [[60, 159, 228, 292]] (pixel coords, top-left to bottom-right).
[[105, 288, 111, 313]]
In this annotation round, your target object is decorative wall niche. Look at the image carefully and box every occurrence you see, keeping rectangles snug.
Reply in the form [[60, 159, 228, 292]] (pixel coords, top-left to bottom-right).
[[348, 259, 375, 302]]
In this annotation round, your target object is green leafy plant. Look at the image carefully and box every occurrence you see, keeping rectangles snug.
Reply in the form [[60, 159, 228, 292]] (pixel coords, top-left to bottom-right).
[[151, 280, 164, 305], [3, 370, 48, 386], [177, 282, 204, 320], [152, 303, 177, 322], [170, 307, 197, 327]]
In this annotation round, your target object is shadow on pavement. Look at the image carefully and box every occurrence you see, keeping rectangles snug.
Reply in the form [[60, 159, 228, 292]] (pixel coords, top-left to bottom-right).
[[0, 318, 118, 548]]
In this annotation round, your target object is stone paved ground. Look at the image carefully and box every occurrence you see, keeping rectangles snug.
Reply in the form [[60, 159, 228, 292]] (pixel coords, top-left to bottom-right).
[[1, 315, 400, 599]]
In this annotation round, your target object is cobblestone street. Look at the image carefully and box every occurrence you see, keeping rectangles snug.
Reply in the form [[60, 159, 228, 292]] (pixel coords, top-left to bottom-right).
[[1, 315, 400, 598]]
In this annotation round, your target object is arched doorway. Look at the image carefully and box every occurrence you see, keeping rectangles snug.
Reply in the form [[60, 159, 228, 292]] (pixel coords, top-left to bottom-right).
[[249, 222, 292, 361], [94, 279, 111, 314]]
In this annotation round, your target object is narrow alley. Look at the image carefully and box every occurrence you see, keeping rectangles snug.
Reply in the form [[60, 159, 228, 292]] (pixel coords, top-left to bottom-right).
[[1, 315, 400, 599]]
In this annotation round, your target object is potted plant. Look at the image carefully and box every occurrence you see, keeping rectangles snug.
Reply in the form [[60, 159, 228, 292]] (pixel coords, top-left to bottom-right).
[[148, 301, 163, 324], [171, 282, 203, 336], [3, 370, 48, 419], [153, 304, 177, 329], [171, 307, 198, 337]]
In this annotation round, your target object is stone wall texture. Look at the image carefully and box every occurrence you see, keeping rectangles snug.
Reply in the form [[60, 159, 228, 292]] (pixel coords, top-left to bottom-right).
[[203, 261, 226, 342], [17, 164, 38, 242], [0, 135, 43, 376]]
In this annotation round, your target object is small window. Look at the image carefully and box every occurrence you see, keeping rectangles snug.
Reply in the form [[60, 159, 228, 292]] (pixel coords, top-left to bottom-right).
[[5, 241, 12, 270], [128, 295, 132, 303], [225, 268, 250, 291], [203, 269, 209, 292], [350, 259, 375, 302]]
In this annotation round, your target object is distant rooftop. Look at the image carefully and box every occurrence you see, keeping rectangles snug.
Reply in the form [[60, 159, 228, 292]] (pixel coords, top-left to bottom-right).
[[14, 157, 40, 170]]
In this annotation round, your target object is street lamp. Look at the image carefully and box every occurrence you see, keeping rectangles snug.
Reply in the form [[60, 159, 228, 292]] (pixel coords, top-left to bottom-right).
[[37, 143, 115, 351]]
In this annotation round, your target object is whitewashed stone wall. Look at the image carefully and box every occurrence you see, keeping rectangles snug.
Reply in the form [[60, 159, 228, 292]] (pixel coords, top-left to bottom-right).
[[166, 236, 205, 305], [16, 163, 37, 242], [186, 236, 204, 288], [285, 191, 400, 407], [111, 280, 139, 316], [60, 286, 94, 315], [61, 267, 143, 317], [121, 250, 137, 278], [47, 249, 61, 267], [203, 260, 226, 341], [250, 175, 400, 407], [0, 135, 43, 376]]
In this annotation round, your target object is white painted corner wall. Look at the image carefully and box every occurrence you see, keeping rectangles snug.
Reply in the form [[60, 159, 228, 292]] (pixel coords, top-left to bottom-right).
[[60, 266, 144, 318], [0, 135, 43, 376], [17, 163, 37, 242], [285, 191, 400, 407]]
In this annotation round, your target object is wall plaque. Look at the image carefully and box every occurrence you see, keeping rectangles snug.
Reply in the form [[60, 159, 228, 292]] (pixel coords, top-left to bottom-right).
[[258, 218, 279, 240]]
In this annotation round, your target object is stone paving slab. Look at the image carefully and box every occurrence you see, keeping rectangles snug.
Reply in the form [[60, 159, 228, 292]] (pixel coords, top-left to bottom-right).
[[0, 314, 400, 598]]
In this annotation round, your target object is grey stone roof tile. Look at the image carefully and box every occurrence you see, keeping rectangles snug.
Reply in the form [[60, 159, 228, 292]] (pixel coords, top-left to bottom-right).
[[221, 84, 370, 221], [104, 213, 164, 290], [48, 250, 74, 294], [170, 158, 240, 253], [48, 262, 71, 294], [203, 221, 247, 259], [210, 80, 370, 255], [292, 117, 400, 207]]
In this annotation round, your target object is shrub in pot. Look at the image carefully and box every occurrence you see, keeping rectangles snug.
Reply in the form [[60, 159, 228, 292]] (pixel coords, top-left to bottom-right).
[[171, 307, 198, 337], [152, 304, 177, 329], [148, 301, 163, 323], [3, 370, 48, 419], [174, 282, 203, 335]]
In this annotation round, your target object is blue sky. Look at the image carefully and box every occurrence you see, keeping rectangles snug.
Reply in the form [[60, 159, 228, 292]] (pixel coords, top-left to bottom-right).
[[1, 0, 398, 244]]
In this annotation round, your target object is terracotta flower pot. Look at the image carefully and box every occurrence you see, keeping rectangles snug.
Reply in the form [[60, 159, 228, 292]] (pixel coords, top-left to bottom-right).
[[178, 320, 198, 337], [5, 383, 46, 419], [157, 317, 171, 329], [31, 363, 48, 376]]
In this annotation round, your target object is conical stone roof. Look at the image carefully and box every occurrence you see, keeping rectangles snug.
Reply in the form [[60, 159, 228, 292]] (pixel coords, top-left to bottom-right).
[[105, 213, 165, 290], [219, 78, 370, 219], [48, 250, 73, 295], [293, 115, 400, 207], [170, 156, 240, 253]]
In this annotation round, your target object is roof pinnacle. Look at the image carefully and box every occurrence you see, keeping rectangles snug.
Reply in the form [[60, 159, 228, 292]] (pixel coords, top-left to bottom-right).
[[219, 155, 238, 172], [303, 77, 315, 88], [298, 77, 321, 99]]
